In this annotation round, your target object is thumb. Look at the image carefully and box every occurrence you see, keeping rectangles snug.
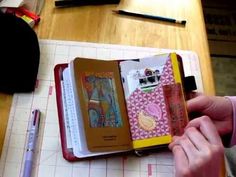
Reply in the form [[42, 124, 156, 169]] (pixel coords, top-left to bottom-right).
[[187, 95, 212, 113]]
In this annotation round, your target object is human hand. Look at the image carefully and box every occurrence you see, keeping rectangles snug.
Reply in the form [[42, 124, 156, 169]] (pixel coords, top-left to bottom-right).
[[187, 93, 233, 135], [169, 116, 224, 177]]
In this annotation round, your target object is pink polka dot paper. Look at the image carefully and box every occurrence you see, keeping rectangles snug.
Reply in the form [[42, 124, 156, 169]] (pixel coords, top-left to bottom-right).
[[126, 58, 175, 140]]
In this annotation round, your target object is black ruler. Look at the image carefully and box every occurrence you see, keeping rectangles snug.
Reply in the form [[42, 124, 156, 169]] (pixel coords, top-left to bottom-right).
[[55, 0, 120, 7]]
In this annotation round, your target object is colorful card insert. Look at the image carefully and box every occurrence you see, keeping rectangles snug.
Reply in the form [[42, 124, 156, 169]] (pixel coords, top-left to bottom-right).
[[81, 72, 123, 128], [126, 58, 175, 141]]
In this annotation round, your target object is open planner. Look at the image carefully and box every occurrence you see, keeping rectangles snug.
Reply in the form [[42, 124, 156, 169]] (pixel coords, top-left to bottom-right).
[[54, 52, 198, 161], [0, 40, 204, 177]]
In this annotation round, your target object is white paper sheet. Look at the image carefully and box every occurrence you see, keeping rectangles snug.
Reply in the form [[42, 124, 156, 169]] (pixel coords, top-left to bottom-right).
[[0, 0, 24, 8]]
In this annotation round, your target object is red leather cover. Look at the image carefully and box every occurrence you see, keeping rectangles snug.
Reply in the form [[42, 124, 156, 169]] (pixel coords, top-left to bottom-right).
[[54, 64, 80, 161]]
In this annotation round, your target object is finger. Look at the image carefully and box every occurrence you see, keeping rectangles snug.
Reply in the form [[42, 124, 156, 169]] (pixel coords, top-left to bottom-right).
[[186, 91, 202, 100], [187, 95, 211, 113], [184, 127, 209, 151], [186, 116, 222, 145], [169, 136, 181, 150], [172, 135, 198, 162], [172, 145, 189, 174]]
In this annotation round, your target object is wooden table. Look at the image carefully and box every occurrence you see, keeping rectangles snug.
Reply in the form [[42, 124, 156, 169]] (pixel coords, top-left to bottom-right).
[[0, 0, 215, 156]]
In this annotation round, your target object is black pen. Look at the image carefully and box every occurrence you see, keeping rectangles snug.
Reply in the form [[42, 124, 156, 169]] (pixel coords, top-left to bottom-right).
[[113, 9, 186, 25]]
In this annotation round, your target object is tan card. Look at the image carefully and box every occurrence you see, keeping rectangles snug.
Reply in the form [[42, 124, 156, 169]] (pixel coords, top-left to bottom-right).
[[72, 58, 132, 152]]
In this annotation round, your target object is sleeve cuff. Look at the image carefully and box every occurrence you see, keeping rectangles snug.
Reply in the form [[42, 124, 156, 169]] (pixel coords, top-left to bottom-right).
[[226, 96, 236, 146]]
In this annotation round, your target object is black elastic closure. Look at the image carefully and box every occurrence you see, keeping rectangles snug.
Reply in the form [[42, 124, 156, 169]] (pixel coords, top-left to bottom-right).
[[184, 76, 197, 92]]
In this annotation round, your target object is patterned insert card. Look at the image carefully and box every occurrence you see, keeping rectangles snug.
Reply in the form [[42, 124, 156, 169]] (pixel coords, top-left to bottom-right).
[[125, 58, 174, 141], [0, 39, 203, 177]]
